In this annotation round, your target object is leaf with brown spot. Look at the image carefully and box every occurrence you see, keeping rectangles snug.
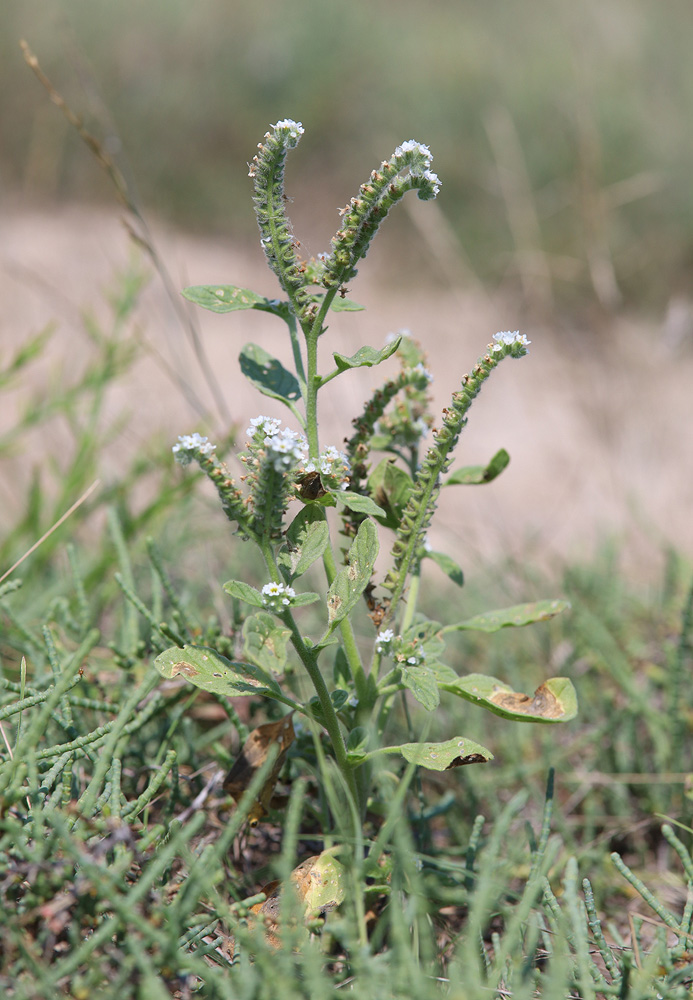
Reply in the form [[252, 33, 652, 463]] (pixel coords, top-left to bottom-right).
[[154, 644, 281, 698], [440, 673, 578, 723], [377, 736, 493, 771], [224, 715, 295, 824], [324, 519, 378, 630]]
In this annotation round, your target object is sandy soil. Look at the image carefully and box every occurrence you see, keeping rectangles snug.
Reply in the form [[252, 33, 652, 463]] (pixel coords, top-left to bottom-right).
[[2, 202, 692, 580]]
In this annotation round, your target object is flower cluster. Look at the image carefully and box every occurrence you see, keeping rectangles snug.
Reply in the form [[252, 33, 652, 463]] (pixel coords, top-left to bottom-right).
[[242, 417, 307, 539], [246, 416, 308, 472], [172, 433, 216, 466], [302, 445, 351, 492], [375, 629, 426, 666], [491, 331, 531, 358], [261, 581, 296, 611], [370, 335, 434, 453]]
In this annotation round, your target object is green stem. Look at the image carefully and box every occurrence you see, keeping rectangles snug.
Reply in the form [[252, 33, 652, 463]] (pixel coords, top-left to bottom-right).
[[400, 568, 421, 634], [304, 331, 320, 457], [321, 545, 369, 704], [286, 311, 307, 398], [281, 611, 359, 805]]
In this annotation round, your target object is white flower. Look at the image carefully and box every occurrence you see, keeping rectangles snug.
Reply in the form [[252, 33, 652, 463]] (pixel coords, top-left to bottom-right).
[[422, 169, 441, 196], [376, 628, 395, 653], [246, 415, 281, 438], [272, 119, 304, 143], [492, 331, 531, 348], [273, 118, 304, 133], [394, 140, 433, 163], [261, 582, 296, 608], [348, 696, 359, 708], [172, 433, 216, 464]]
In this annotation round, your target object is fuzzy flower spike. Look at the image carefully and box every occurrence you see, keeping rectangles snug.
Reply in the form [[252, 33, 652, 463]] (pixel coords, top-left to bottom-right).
[[249, 119, 312, 315], [322, 140, 441, 290]]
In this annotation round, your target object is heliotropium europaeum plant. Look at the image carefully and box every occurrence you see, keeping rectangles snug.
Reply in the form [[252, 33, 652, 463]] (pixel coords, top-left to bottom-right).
[[154, 119, 576, 818]]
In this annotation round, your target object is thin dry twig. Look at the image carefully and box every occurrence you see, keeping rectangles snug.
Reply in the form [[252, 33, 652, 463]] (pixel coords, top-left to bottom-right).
[[0, 478, 100, 585]]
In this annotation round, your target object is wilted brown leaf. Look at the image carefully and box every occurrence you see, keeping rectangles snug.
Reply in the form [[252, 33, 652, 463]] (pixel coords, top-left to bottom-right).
[[224, 715, 295, 825], [489, 682, 563, 719]]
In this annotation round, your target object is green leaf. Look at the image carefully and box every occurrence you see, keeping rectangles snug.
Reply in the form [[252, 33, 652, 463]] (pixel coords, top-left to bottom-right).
[[367, 460, 414, 529], [402, 618, 446, 660], [239, 343, 301, 404], [445, 448, 510, 485], [290, 592, 320, 607], [346, 726, 369, 757], [426, 550, 464, 587], [278, 508, 330, 581], [332, 337, 401, 373], [182, 284, 290, 318], [325, 519, 379, 628], [394, 736, 493, 771], [243, 613, 291, 673], [444, 599, 570, 633], [223, 579, 265, 608], [400, 667, 439, 710], [154, 644, 281, 697], [335, 491, 386, 517], [440, 673, 578, 723]]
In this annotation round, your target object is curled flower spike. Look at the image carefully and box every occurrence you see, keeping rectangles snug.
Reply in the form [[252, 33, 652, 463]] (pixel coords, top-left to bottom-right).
[[322, 140, 441, 290], [383, 335, 530, 603], [172, 433, 252, 537], [248, 119, 320, 322]]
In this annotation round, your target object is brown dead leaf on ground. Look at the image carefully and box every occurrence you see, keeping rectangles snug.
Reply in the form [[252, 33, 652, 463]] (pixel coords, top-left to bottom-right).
[[224, 715, 295, 825]]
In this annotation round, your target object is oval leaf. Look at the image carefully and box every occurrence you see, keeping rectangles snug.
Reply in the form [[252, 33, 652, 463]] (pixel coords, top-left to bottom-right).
[[333, 338, 401, 373], [279, 508, 330, 581], [440, 673, 578, 723], [325, 519, 378, 628], [367, 459, 414, 528], [182, 285, 289, 318], [239, 343, 301, 403], [290, 592, 320, 607], [400, 667, 439, 711], [325, 296, 364, 313], [335, 491, 386, 517], [396, 736, 493, 771], [223, 580, 265, 607], [243, 613, 291, 673], [296, 851, 348, 914], [155, 644, 280, 697], [445, 599, 570, 633], [445, 448, 510, 486]]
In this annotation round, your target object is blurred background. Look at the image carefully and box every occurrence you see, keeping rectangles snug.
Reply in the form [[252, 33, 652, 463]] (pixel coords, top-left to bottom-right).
[[2, 0, 693, 574], [4, 0, 693, 309]]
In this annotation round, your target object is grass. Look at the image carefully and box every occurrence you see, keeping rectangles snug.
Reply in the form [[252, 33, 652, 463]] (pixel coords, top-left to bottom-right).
[[1, 266, 692, 997]]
